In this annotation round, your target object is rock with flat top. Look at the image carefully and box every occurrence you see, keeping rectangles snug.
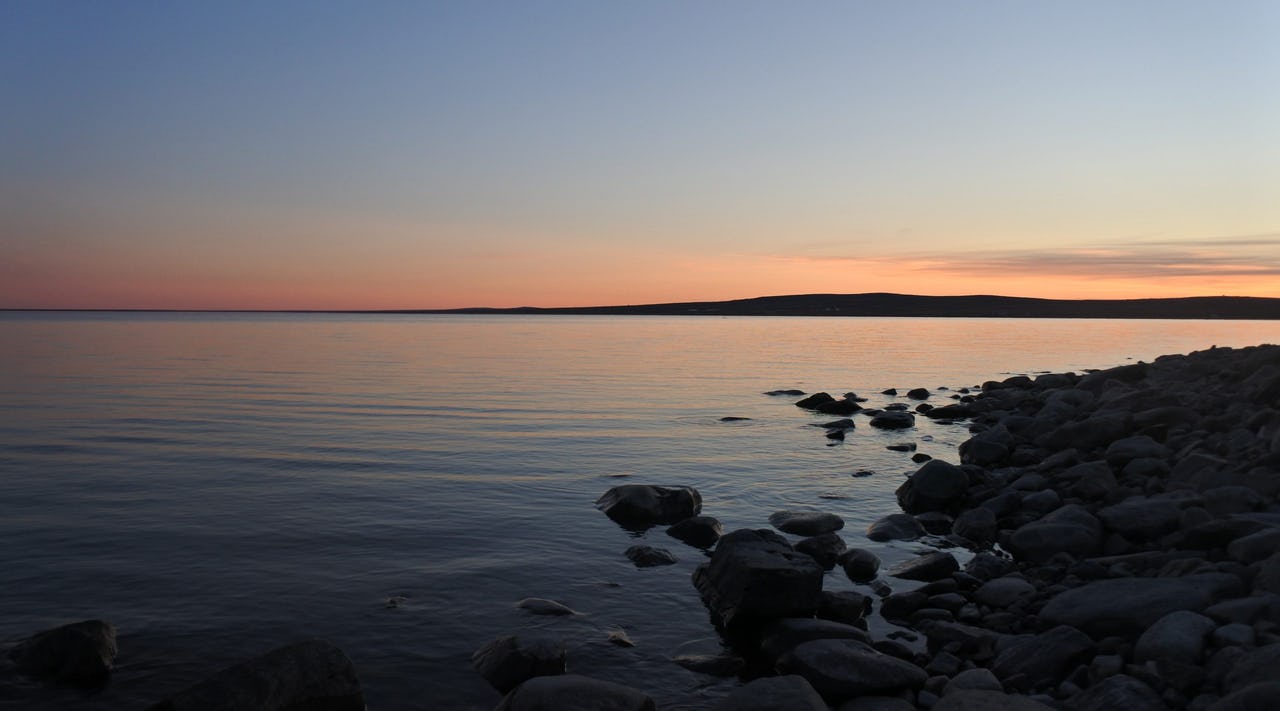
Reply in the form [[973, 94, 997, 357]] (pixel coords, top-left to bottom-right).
[[1038, 578, 1212, 636]]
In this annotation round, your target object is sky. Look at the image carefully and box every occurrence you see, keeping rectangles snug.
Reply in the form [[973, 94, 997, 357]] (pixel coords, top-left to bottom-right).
[[3, 1, 1279, 310]]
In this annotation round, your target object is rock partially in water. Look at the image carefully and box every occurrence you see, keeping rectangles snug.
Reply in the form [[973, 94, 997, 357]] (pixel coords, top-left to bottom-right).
[[145, 639, 364, 711], [895, 459, 968, 514], [693, 529, 824, 627], [887, 551, 959, 581], [769, 510, 845, 536], [596, 484, 701, 527], [794, 532, 847, 569], [720, 416, 752, 422], [666, 515, 724, 549], [472, 635, 565, 694], [765, 389, 806, 396], [870, 411, 916, 429], [795, 392, 836, 410], [839, 548, 881, 583], [8, 619, 117, 686], [495, 674, 654, 711], [624, 545, 678, 567], [865, 513, 925, 542]]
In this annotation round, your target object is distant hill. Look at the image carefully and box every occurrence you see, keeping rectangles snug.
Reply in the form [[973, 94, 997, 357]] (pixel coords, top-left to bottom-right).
[[405, 293, 1280, 319]]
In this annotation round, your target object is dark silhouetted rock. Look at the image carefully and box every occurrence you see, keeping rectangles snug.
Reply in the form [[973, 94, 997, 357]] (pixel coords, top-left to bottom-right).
[[818, 590, 871, 625], [907, 388, 930, 400], [596, 484, 701, 527], [720, 416, 752, 422], [942, 668, 1003, 695], [1223, 643, 1280, 693], [1065, 674, 1164, 711], [1133, 610, 1215, 664], [472, 636, 565, 694], [1038, 578, 1212, 636], [145, 639, 363, 711], [887, 551, 959, 581], [815, 418, 857, 430], [953, 507, 997, 544], [871, 411, 916, 429], [1006, 504, 1102, 563], [495, 674, 654, 711], [693, 529, 824, 627], [713, 674, 827, 711], [794, 532, 847, 569], [973, 576, 1036, 608], [895, 460, 968, 514], [866, 513, 925, 542], [1209, 681, 1280, 711], [796, 392, 836, 409], [1096, 495, 1184, 540], [931, 690, 1055, 710], [624, 545, 677, 567], [839, 548, 881, 583], [759, 618, 871, 661], [990, 625, 1093, 691], [8, 620, 117, 686], [769, 510, 844, 536], [765, 389, 806, 396], [776, 638, 927, 700], [666, 515, 723, 548], [817, 398, 863, 415]]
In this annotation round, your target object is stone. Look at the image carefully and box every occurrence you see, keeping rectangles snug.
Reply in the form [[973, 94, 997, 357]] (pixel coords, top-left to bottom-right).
[[816, 418, 857, 430], [880, 590, 928, 620], [817, 590, 872, 625], [1213, 622, 1256, 647], [713, 675, 827, 711], [907, 387, 931, 399], [776, 638, 927, 700], [1064, 461, 1117, 500], [914, 511, 952, 535], [1228, 528, 1280, 564], [765, 389, 806, 396], [692, 529, 824, 627], [1039, 578, 1213, 636], [672, 653, 744, 676], [839, 548, 881, 583], [1257, 552, 1280, 594], [472, 636, 565, 694], [1065, 674, 1164, 711], [1208, 681, 1280, 711], [1104, 435, 1170, 467], [1134, 610, 1217, 664], [769, 510, 845, 536], [759, 618, 871, 661], [624, 545, 677, 567], [596, 484, 701, 527], [866, 513, 925, 542], [666, 515, 723, 548], [795, 392, 836, 409], [896, 459, 969, 514], [837, 697, 915, 711], [953, 507, 997, 544], [1006, 504, 1103, 563], [794, 532, 846, 569], [1097, 496, 1184, 540], [870, 411, 916, 429], [816, 398, 863, 415], [494, 674, 654, 711], [930, 690, 1055, 710], [8, 620, 117, 686], [145, 639, 364, 711], [991, 625, 1094, 691], [1202, 485, 1263, 516], [887, 551, 959, 582], [974, 577, 1036, 608], [1223, 643, 1280, 692], [943, 668, 1003, 695]]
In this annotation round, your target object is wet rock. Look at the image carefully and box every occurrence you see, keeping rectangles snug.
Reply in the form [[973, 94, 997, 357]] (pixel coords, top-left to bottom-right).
[[866, 513, 925, 542], [666, 515, 723, 548], [145, 639, 364, 711], [8, 620, 117, 686], [517, 598, 579, 616], [494, 674, 654, 711], [895, 460, 969, 514], [795, 532, 847, 569], [796, 392, 836, 409], [765, 389, 806, 396], [624, 545, 677, 567], [1039, 577, 1212, 636], [776, 638, 927, 700], [692, 529, 824, 627], [839, 548, 881, 583], [974, 576, 1036, 608], [769, 510, 845, 536], [1065, 674, 1164, 711], [870, 411, 916, 430], [907, 388, 931, 400], [818, 590, 872, 625], [472, 636, 565, 694], [887, 551, 959, 582], [931, 690, 1055, 710], [760, 618, 871, 661], [713, 674, 827, 711], [990, 625, 1094, 691], [596, 484, 701, 527]]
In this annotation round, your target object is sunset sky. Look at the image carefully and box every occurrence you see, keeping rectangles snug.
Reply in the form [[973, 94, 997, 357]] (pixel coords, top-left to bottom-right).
[[4, 1, 1279, 310]]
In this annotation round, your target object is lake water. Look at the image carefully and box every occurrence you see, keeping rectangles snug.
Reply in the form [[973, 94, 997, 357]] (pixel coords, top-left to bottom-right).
[[3, 313, 1279, 709]]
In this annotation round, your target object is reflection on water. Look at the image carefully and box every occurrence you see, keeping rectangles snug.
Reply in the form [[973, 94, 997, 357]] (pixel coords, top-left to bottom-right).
[[2, 313, 1278, 708]]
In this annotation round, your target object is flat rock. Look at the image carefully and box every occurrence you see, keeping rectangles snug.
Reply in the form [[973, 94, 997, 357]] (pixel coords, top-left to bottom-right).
[[596, 484, 701, 527], [8, 619, 117, 686], [866, 513, 925, 542], [887, 551, 959, 581], [472, 636, 565, 694], [776, 638, 927, 700], [713, 675, 827, 711], [769, 510, 845, 536], [517, 598, 578, 616], [1039, 578, 1212, 636], [693, 529, 824, 627], [494, 674, 654, 711], [931, 690, 1055, 710], [145, 639, 363, 711]]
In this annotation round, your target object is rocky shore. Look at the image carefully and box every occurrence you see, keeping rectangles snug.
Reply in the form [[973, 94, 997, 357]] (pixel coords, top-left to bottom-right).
[[7, 344, 1279, 709]]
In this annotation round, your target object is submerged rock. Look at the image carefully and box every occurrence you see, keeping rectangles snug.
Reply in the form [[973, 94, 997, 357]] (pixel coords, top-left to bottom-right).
[[625, 545, 678, 567], [472, 636, 565, 694], [666, 515, 723, 548], [9, 619, 117, 686], [596, 484, 701, 527], [769, 510, 845, 536], [517, 598, 579, 616]]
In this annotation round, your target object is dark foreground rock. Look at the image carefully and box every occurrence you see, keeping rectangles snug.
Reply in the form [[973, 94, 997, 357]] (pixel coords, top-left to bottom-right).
[[713, 674, 827, 710], [472, 636, 565, 694], [145, 639, 363, 711], [8, 619, 117, 686], [595, 484, 701, 527], [495, 674, 654, 711], [776, 638, 927, 701], [693, 529, 824, 628]]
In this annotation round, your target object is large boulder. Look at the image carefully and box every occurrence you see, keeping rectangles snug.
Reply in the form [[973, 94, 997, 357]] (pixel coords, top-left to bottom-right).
[[1038, 578, 1212, 636], [666, 515, 723, 548], [8, 619, 117, 686], [693, 529, 824, 627], [776, 638, 927, 700], [596, 485, 701, 527], [472, 636, 565, 694], [495, 674, 654, 711], [145, 639, 364, 711], [713, 675, 827, 711], [895, 460, 969, 514]]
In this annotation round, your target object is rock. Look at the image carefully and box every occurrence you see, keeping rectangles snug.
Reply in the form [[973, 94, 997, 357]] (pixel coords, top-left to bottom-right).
[[943, 668, 1003, 695], [817, 398, 863, 415], [1224, 643, 1280, 692], [494, 674, 654, 711], [1039, 578, 1213, 636], [839, 548, 881, 583], [887, 551, 959, 582], [1037, 412, 1129, 452], [1097, 496, 1184, 540], [8, 620, 117, 686], [818, 590, 872, 625], [1213, 622, 1256, 647], [692, 529, 824, 627], [713, 674, 827, 711], [870, 411, 915, 429], [866, 513, 925, 542], [990, 625, 1094, 691], [776, 638, 927, 700], [974, 577, 1036, 608], [1006, 504, 1103, 563], [1202, 485, 1263, 515], [966, 552, 1017, 580], [1133, 610, 1217, 664], [796, 392, 836, 409], [666, 515, 723, 548], [1104, 435, 1170, 466], [1228, 527, 1280, 563], [759, 618, 871, 661], [596, 484, 701, 527], [907, 388, 931, 400], [671, 653, 744, 676], [769, 510, 845, 536], [931, 690, 1055, 710], [837, 697, 915, 711], [1065, 674, 1164, 711], [1064, 461, 1117, 500], [794, 532, 847, 569], [765, 389, 806, 396], [1209, 681, 1280, 711], [624, 545, 677, 567], [915, 511, 952, 535], [145, 639, 364, 711], [720, 416, 752, 422], [606, 629, 634, 647], [816, 418, 857, 430], [895, 460, 969, 514], [472, 636, 565, 694], [953, 507, 997, 544], [517, 598, 578, 616]]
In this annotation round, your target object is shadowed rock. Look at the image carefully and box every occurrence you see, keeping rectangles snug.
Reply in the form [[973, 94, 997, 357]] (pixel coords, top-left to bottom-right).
[[693, 529, 824, 627], [769, 510, 844, 536], [495, 674, 654, 711], [8, 620, 117, 686], [713, 675, 826, 711], [776, 638, 927, 701], [596, 484, 701, 527], [1038, 578, 1212, 636], [666, 515, 723, 548], [472, 636, 565, 694]]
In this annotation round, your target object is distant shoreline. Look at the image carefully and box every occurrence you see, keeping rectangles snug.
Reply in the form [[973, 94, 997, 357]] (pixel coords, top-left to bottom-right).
[[5, 293, 1280, 319]]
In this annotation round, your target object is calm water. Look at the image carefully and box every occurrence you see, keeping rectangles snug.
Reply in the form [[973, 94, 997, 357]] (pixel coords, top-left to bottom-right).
[[3, 313, 1279, 709]]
